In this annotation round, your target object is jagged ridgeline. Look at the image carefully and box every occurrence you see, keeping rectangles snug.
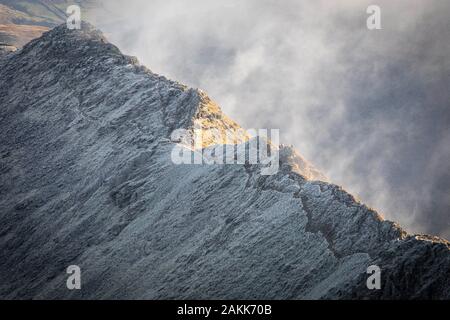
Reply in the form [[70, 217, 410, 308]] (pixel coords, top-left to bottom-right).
[[0, 23, 449, 299]]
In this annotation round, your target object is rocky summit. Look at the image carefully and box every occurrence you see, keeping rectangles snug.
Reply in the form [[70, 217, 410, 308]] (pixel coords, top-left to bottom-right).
[[0, 23, 449, 299]]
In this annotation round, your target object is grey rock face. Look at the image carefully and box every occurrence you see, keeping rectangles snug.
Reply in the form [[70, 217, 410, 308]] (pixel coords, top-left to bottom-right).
[[0, 23, 449, 299]]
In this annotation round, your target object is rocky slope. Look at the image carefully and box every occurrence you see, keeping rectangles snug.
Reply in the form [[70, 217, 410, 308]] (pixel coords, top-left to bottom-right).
[[0, 23, 449, 299]]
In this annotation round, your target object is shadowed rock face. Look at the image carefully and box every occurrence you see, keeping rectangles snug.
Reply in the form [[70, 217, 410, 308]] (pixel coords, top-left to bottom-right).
[[0, 23, 449, 300]]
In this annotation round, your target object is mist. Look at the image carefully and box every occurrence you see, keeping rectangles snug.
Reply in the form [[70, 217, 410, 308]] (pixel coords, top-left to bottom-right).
[[88, 0, 450, 239]]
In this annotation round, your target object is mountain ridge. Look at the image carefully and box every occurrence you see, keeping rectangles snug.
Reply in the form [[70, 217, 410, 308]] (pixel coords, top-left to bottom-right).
[[0, 22, 449, 299]]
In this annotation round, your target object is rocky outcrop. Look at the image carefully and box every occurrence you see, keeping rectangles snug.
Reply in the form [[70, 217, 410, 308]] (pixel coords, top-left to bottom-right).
[[0, 23, 449, 299]]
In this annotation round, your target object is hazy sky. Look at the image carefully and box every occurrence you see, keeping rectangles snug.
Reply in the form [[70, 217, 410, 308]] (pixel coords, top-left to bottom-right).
[[91, 0, 450, 239]]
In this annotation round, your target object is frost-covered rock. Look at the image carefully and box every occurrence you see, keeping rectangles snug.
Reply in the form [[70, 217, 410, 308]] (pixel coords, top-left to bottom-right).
[[0, 23, 449, 299]]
